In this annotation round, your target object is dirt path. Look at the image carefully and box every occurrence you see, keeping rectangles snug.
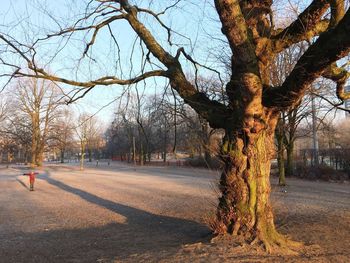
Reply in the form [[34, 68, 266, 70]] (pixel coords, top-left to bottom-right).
[[0, 163, 349, 262]]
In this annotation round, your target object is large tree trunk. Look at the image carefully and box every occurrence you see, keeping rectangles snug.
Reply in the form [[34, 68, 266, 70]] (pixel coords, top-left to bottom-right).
[[286, 144, 294, 176], [31, 135, 39, 167], [88, 148, 92, 162], [30, 149, 37, 168], [214, 126, 299, 252], [139, 143, 144, 166], [60, 149, 65, 163], [30, 142, 43, 167], [31, 114, 44, 167], [80, 140, 86, 170], [35, 150, 44, 167], [36, 140, 45, 166]]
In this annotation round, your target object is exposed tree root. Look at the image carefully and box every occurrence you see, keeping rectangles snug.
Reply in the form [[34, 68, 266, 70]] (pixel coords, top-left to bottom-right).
[[210, 217, 303, 254], [257, 231, 303, 255]]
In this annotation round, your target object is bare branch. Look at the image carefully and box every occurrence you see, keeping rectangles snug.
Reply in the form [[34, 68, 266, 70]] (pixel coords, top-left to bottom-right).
[[118, 0, 230, 128], [14, 69, 168, 87], [323, 63, 350, 101], [0, 34, 33, 65], [119, 1, 176, 67], [312, 91, 350, 112], [263, 9, 350, 109], [135, 7, 174, 46], [214, 0, 258, 73], [329, 0, 346, 28], [272, 0, 330, 52], [82, 14, 126, 57], [65, 86, 95, 104]]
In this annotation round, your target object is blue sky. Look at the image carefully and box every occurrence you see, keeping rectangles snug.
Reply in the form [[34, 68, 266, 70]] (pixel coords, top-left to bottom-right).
[[0, 0, 224, 123], [0, 0, 317, 123]]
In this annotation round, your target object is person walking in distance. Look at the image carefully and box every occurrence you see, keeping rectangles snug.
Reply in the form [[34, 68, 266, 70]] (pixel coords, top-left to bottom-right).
[[23, 171, 39, 191]]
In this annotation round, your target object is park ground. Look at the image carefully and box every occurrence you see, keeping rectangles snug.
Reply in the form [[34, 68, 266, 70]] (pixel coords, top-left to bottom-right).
[[0, 162, 349, 262]]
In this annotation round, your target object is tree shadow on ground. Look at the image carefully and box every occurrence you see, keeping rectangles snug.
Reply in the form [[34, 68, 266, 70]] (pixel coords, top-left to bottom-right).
[[2, 171, 211, 262], [16, 178, 29, 190]]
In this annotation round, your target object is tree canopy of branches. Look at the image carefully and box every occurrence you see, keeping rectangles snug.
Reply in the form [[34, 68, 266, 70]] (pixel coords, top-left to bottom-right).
[[13, 78, 62, 166], [106, 92, 219, 165], [1, 0, 350, 252], [51, 109, 75, 163]]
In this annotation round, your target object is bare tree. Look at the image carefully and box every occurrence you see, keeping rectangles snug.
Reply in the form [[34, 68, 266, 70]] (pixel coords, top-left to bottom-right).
[[74, 113, 103, 168], [14, 78, 62, 166], [173, 99, 220, 165], [1, 113, 32, 163], [108, 111, 135, 162], [86, 117, 103, 163], [51, 108, 75, 163], [75, 113, 89, 170], [0, 99, 28, 163], [1, 0, 350, 252]]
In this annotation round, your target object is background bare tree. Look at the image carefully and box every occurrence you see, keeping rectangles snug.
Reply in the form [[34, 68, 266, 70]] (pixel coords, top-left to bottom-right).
[[1, 113, 32, 163], [75, 113, 104, 168], [51, 108, 75, 163], [84, 116, 103, 163], [13, 78, 62, 166]]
